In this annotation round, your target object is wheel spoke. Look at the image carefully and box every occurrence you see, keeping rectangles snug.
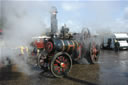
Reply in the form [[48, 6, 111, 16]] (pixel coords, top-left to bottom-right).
[[56, 59, 61, 64], [90, 45, 99, 62], [58, 67, 60, 73], [54, 64, 58, 66], [63, 57, 65, 61], [62, 68, 64, 72], [64, 59, 68, 62], [51, 53, 72, 77], [91, 53, 98, 62], [94, 55, 97, 60], [55, 66, 60, 71], [91, 55, 94, 60], [58, 56, 61, 61]]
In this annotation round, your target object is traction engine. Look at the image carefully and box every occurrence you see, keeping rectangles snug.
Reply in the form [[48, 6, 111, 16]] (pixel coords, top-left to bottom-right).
[[31, 7, 100, 78]]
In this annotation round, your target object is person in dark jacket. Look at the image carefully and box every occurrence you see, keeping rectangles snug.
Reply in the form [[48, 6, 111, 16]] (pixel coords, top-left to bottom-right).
[[114, 39, 120, 52], [107, 39, 111, 48]]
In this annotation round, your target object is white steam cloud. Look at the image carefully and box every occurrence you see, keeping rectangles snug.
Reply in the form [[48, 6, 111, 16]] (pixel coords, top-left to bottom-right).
[[0, 0, 52, 75]]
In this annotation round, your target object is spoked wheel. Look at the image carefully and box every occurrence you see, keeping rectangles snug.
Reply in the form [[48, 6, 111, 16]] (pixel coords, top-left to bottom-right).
[[50, 52, 72, 78], [89, 43, 100, 64], [37, 51, 47, 69]]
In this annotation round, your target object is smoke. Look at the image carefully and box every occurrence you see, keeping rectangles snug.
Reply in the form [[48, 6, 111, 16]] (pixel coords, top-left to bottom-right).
[[72, 27, 101, 64], [0, 0, 52, 75]]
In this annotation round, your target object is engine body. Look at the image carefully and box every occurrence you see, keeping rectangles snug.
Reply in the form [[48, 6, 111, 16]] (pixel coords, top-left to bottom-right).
[[46, 39, 80, 53]]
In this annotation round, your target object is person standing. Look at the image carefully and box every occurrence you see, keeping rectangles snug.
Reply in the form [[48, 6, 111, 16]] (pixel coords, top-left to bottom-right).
[[114, 39, 120, 52]]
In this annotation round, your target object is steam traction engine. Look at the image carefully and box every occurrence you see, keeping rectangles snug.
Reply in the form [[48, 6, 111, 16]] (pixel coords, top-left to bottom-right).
[[31, 7, 100, 78]]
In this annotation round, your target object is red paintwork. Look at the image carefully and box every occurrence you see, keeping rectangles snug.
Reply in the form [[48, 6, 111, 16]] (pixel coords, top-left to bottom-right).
[[0, 29, 2, 32], [77, 43, 82, 59], [46, 41, 53, 53], [34, 39, 44, 49], [61, 63, 65, 68]]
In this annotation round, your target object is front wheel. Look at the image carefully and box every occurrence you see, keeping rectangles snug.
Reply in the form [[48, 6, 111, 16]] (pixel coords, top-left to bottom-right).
[[50, 52, 72, 78]]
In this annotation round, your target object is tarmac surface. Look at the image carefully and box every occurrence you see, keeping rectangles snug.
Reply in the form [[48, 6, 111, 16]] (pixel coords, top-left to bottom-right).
[[0, 50, 128, 85]]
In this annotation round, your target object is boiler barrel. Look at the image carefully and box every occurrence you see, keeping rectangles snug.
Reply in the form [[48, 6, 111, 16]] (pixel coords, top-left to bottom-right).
[[46, 39, 79, 53]]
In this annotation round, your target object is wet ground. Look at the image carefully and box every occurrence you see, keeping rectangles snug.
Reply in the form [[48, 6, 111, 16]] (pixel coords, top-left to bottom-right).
[[0, 50, 128, 85]]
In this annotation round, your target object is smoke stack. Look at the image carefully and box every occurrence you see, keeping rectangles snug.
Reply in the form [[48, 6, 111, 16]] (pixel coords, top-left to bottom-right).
[[50, 6, 58, 34]]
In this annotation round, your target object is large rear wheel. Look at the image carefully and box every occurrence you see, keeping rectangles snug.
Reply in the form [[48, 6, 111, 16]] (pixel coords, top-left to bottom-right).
[[86, 43, 100, 64], [50, 52, 72, 78]]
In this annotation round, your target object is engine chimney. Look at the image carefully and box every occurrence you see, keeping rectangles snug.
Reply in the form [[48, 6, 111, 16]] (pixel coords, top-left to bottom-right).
[[50, 6, 58, 34]]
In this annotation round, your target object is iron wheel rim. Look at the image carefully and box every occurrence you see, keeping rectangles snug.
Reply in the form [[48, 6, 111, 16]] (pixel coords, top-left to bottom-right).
[[90, 44, 99, 63], [51, 52, 72, 78]]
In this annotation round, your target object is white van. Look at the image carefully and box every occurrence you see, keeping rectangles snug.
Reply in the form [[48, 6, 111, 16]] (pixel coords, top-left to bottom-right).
[[102, 33, 128, 49]]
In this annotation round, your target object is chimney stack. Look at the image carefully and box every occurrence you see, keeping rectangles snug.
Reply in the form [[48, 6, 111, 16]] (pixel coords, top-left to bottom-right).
[[50, 6, 58, 34]]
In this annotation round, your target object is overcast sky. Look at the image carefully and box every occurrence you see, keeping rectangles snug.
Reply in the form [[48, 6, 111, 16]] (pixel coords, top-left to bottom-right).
[[1, 0, 128, 33]]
